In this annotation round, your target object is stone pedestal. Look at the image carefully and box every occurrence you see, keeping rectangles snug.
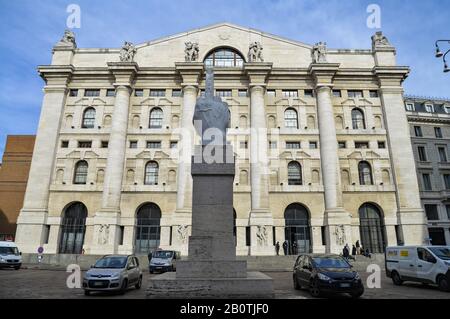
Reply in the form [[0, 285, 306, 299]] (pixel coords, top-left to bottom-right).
[[147, 145, 274, 298]]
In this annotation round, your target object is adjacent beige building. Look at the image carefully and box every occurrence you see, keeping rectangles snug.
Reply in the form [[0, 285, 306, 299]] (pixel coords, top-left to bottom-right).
[[15, 23, 428, 256]]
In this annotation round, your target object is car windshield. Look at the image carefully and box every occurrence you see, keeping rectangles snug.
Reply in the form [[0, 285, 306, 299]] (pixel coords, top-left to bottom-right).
[[0, 247, 19, 255], [312, 256, 350, 268], [429, 247, 450, 261], [152, 251, 174, 259], [93, 256, 127, 269]]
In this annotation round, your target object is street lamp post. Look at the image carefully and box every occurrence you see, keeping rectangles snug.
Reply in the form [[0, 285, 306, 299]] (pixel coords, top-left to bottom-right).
[[435, 40, 450, 73]]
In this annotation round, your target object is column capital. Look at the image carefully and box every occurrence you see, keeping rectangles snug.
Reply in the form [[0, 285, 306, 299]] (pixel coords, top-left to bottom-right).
[[308, 63, 340, 88], [108, 62, 139, 87], [373, 66, 410, 88], [244, 62, 272, 87], [175, 62, 204, 87], [38, 65, 74, 87]]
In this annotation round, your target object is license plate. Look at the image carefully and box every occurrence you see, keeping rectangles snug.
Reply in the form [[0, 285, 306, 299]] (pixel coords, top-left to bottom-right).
[[156, 267, 162, 270], [93, 282, 104, 286], [340, 283, 351, 288]]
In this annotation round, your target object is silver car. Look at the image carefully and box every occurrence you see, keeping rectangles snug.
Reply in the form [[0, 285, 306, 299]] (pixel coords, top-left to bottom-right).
[[83, 255, 143, 296]]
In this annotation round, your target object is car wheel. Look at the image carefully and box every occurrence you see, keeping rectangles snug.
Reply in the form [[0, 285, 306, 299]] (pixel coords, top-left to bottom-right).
[[84, 290, 90, 296], [309, 279, 322, 298], [437, 275, 450, 292], [14, 266, 20, 270], [119, 279, 128, 295], [135, 276, 142, 290], [392, 271, 403, 286], [293, 275, 300, 290], [149, 270, 154, 274], [350, 287, 364, 299]]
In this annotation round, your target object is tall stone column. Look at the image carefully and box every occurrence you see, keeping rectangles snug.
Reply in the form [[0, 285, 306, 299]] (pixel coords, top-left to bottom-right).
[[375, 67, 427, 245], [173, 62, 203, 255], [310, 64, 351, 254], [89, 62, 138, 255], [245, 63, 274, 255], [15, 66, 73, 253]]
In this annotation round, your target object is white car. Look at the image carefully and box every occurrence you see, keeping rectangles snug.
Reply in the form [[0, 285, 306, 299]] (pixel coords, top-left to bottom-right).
[[0, 241, 22, 270], [385, 245, 450, 292]]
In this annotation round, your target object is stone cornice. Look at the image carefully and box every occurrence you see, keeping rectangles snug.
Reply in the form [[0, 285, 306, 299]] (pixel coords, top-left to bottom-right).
[[308, 63, 340, 88], [407, 115, 450, 124], [175, 62, 204, 87], [107, 62, 139, 87], [373, 66, 410, 87], [38, 65, 74, 87]]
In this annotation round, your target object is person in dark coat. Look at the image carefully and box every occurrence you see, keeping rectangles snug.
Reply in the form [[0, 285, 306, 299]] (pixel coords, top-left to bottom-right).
[[292, 242, 297, 255], [342, 244, 350, 260], [275, 242, 280, 256], [282, 241, 288, 255], [355, 240, 360, 254], [352, 245, 357, 259]]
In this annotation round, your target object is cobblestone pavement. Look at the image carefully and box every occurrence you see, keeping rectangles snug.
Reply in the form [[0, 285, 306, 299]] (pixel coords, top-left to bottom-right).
[[0, 268, 449, 299]]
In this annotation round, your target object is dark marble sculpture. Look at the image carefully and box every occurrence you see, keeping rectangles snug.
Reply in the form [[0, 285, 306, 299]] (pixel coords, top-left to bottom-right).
[[193, 68, 230, 145]]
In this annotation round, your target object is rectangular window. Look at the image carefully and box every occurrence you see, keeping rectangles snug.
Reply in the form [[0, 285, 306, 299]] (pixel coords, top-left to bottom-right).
[[269, 141, 277, 149], [435, 127, 443, 138], [134, 89, 144, 97], [43, 225, 50, 245], [378, 141, 386, 149], [150, 89, 166, 97], [369, 90, 379, 98], [84, 89, 100, 97], [282, 90, 298, 98], [418, 146, 427, 161], [309, 141, 318, 149], [444, 174, 450, 189], [348, 90, 363, 98], [424, 204, 439, 220], [286, 142, 301, 149], [129, 141, 138, 149], [414, 126, 423, 137], [61, 141, 69, 148], [101, 141, 109, 148], [422, 174, 432, 191], [106, 89, 116, 97], [405, 103, 415, 111], [425, 104, 434, 113], [78, 141, 92, 148], [118, 226, 124, 246], [172, 89, 182, 97], [438, 147, 447, 162], [445, 106, 450, 114], [170, 141, 178, 149], [216, 90, 232, 97], [146, 141, 161, 149], [69, 89, 78, 97], [240, 141, 248, 149], [355, 142, 369, 149], [338, 141, 346, 149], [321, 226, 327, 246], [238, 90, 248, 97], [332, 90, 342, 98], [245, 226, 251, 246], [304, 90, 314, 98], [446, 205, 450, 219], [266, 90, 276, 97]]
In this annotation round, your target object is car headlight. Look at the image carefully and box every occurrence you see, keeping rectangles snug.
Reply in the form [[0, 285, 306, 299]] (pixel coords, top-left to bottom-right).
[[0, 257, 5, 262], [111, 273, 121, 279], [317, 273, 332, 281], [445, 261, 450, 267], [354, 273, 361, 280]]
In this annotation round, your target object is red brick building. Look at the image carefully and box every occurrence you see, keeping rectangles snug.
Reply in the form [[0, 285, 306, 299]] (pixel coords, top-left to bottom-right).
[[0, 135, 35, 240]]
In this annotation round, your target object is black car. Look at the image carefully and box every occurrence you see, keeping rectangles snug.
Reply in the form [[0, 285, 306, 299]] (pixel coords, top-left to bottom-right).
[[293, 254, 364, 298]]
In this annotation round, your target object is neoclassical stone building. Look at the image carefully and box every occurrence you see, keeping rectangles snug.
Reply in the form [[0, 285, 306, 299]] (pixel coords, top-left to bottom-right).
[[15, 23, 428, 256]]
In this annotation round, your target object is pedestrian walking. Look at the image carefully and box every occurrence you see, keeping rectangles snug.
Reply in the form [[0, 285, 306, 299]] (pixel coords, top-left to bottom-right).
[[342, 244, 350, 260], [282, 240, 288, 255], [355, 240, 360, 255], [352, 245, 357, 259], [275, 241, 280, 256]]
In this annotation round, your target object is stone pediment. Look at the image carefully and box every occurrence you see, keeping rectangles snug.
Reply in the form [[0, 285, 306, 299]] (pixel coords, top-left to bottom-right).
[[358, 98, 374, 105], [92, 98, 107, 106], [64, 150, 99, 159], [347, 150, 381, 159], [340, 99, 357, 106], [274, 98, 308, 106], [73, 97, 107, 106], [140, 97, 173, 107], [279, 150, 311, 160], [223, 97, 241, 106], [136, 150, 170, 160]]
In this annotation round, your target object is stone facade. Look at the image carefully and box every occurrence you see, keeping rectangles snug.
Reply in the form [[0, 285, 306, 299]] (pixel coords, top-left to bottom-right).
[[15, 23, 428, 256], [0, 135, 35, 240], [405, 96, 450, 245]]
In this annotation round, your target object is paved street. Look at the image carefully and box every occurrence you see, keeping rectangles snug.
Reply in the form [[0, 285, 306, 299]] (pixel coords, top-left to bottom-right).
[[0, 268, 449, 299]]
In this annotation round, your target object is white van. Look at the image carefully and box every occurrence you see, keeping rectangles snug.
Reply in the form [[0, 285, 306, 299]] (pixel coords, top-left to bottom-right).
[[385, 246, 450, 292], [0, 241, 22, 270]]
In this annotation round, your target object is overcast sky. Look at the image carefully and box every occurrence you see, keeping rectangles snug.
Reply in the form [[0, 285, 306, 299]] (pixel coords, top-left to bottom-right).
[[0, 0, 449, 158]]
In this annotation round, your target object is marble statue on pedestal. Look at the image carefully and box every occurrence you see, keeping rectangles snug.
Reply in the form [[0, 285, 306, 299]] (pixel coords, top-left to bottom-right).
[[185, 42, 199, 62], [312, 42, 327, 63], [371, 31, 392, 49], [248, 42, 264, 62], [55, 29, 77, 48], [119, 41, 137, 62]]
